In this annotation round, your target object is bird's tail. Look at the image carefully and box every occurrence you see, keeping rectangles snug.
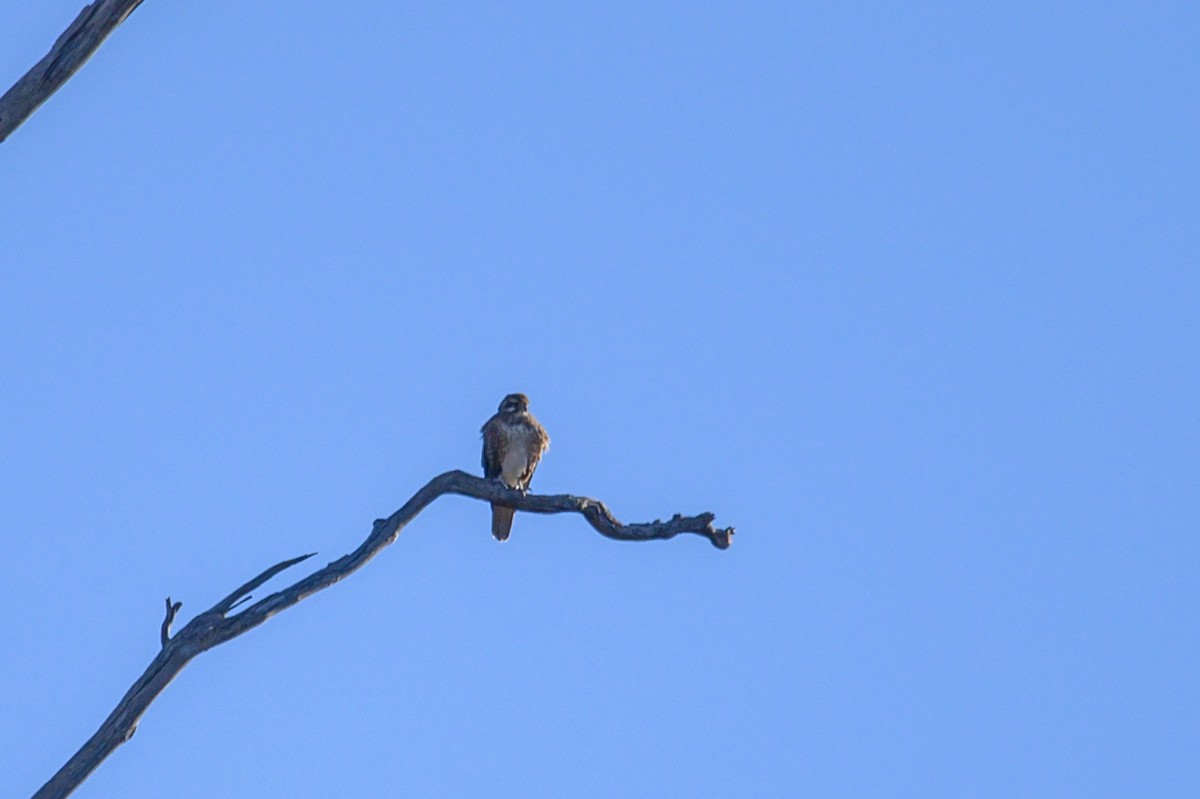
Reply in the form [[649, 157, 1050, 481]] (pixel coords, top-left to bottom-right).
[[491, 503, 515, 542]]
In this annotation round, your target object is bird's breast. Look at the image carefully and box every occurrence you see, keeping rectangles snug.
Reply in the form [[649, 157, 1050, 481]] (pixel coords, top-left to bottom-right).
[[499, 423, 534, 486], [500, 444, 530, 486]]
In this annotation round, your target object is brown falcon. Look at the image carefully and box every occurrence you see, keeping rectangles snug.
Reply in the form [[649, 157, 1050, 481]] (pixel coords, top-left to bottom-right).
[[481, 393, 550, 541]]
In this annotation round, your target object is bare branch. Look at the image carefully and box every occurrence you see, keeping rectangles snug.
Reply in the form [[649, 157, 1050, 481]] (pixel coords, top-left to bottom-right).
[[210, 553, 316, 615], [32, 470, 733, 799], [0, 0, 146, 143], [158, 598, 181, 648], [441, 471, 735, 549]]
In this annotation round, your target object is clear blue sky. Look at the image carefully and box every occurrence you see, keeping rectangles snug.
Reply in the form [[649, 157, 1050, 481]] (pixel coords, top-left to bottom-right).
[[2, 2, 1197, 797]]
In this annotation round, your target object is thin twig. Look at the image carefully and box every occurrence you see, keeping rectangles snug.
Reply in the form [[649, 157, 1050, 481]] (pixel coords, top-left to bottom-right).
[[211, 553, 317, 614], [158, 598, 181, 648]]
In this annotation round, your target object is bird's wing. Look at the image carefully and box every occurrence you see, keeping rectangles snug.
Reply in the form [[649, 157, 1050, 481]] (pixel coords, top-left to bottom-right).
[[481, 415, 504, 479], [518, 418, 550, 489]]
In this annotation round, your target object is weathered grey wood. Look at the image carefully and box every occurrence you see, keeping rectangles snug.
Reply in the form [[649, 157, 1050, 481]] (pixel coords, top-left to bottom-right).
[[32, 470, 733, 799], [0, 0, 145, 142]]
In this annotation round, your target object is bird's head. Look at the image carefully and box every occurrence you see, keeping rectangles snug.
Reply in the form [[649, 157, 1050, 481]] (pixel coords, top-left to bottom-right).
[[498, 393, 530, 414]]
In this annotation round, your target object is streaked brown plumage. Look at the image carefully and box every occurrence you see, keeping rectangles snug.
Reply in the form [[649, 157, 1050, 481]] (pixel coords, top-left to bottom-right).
[[481, 393, 550, 541]]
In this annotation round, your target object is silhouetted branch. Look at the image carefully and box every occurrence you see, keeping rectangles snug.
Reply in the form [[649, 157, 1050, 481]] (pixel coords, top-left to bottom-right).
[[211, 553, 316, 615], [32, 470, 733, 799], [0, 0, 146, 142], [158, 598, 181, 648]]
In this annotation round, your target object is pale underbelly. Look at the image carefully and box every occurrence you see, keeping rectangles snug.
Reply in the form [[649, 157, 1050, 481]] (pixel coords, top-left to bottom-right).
[[501, 444, 530, 486]]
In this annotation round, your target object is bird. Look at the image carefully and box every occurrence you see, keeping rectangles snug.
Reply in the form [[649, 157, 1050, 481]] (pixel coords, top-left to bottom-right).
[[481, 393, 550, 541]]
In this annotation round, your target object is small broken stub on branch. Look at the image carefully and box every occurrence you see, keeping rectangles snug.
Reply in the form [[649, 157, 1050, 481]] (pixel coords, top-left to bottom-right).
[[160, 597, 183, 647]]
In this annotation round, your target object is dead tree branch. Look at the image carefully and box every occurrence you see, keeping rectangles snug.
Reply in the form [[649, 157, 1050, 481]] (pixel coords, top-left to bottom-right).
[[158, 598, 181, 648], [0, 0, 146, 142], [32, 470, 733, 799]]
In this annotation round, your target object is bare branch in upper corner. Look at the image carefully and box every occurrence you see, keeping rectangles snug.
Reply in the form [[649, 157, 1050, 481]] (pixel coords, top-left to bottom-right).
[[0, 0, 147, 142]]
